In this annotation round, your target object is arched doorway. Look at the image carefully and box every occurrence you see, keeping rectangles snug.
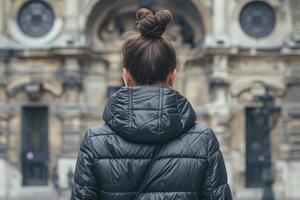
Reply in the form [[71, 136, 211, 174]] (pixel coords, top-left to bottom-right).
[[6, 80, 62, 187]]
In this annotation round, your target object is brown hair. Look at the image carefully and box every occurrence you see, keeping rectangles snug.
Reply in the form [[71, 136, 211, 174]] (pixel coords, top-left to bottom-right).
[[122, 8, 176, 85]]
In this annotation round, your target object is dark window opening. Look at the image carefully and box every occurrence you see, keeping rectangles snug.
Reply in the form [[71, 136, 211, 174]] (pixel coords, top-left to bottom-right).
[[245, 107, 264, 188]]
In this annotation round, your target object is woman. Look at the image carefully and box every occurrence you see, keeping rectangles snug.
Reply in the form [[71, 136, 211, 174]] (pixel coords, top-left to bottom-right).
[[71, 8, 232, 200]]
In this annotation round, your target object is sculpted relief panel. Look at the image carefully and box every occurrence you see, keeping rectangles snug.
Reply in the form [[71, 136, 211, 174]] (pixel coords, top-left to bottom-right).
[[86, 0, 205, 50]]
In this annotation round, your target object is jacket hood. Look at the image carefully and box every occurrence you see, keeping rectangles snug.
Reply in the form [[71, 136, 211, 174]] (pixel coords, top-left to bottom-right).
[[103, 86, 196, 144]]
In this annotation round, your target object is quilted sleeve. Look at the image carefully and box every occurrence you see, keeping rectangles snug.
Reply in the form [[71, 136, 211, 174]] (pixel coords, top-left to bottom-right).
[[201, 128, 233, 200], [70, 129, 99, 200]]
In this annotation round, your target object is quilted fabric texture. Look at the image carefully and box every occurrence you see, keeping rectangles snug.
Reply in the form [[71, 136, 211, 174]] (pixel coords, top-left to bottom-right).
[[71, 86, 232, 200]]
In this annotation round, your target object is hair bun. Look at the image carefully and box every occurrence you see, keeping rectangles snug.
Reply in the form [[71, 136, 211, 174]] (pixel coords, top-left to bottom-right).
[[136, 8, 173, 38]]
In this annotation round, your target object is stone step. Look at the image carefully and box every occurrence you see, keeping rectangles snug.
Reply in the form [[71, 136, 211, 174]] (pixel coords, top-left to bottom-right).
[[8, 186, 57, 200], [235, 188, 285, 200], [289, 143, 300, 151], [288, 148, 300, 160], [289, 133, 300, 144]]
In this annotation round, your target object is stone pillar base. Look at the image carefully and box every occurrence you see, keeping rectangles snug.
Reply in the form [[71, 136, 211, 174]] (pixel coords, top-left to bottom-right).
[[224, 159, 233, 188], [57, 157, 77, 189], [0, 158, 8, 198], [286, 161, 300, 199]]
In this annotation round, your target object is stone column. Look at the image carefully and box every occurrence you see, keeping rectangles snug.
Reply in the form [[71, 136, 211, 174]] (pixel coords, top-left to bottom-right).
[[106, 54, 122, 87], [176, 50, 191, 94], [84, 60, 107, 122], [207, 55, 232, 186], [0, 83, 12, 198], [177, 50, 210, 107], [64, 0, 81, 45], [57, 106, 81, 189], [207, 55, 231, 151], [0, 111, 10, 199], [57, 58, 83, 189], [289, 0, 300, 43], [0, 0, 3, 36], [0, 57, 6, 198], [283, 69, 300, 198], [213, 0, 228, 44]]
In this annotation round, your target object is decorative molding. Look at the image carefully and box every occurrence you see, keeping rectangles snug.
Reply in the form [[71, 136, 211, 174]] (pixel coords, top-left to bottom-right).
[[61, 75, 83, 91], [7, 78, 62, 97], [231, 79, 285, 97], [0, 102, 14, 120]]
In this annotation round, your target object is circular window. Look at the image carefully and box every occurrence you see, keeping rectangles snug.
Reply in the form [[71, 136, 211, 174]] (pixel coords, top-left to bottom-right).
[[240, 1, 276, 38], [17, 1, 55, 37]]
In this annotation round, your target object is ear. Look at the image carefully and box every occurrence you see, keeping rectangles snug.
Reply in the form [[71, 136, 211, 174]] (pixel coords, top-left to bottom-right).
[[122, 67, 134, 86], [167, 68, 177, 87]]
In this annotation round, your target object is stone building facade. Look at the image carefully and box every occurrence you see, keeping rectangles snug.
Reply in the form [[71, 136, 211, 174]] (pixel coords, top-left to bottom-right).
[[0, 0, 300, 199]]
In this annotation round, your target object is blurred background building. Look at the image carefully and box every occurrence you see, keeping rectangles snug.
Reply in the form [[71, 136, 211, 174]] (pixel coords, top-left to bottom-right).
[[0, 0, 300, 199]]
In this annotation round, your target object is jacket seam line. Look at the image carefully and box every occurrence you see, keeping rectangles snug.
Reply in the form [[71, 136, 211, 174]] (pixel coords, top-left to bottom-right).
[[142, 191, 198, 194], [87, 128, 95, 161], [160, 88, 164, 137], [89, 133, 116, 137], [157, 88, 161, 138], [129, 88, 133, 135], [93, 156, 207, 160], [209, 149, 220, 159], [94, 157, 152, 160], [128, 108, 164, 111], [89, 128, 210, 138], [185, 131, 207, 135], [205, 127, 216, 200], [213, 181, 228, 190], [100, 190, 137, 194], [184, 127, 210, 136], [89, 128, 210, 137], [175, 92, 182, 118], [156, 156, 207, 160]]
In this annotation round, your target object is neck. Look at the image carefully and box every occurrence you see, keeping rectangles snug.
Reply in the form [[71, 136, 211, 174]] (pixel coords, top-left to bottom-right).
[[130, 82, 171, 88]]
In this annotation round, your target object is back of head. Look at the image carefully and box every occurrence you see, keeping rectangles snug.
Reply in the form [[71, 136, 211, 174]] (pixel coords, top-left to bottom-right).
[[122, 8, 176, 85]]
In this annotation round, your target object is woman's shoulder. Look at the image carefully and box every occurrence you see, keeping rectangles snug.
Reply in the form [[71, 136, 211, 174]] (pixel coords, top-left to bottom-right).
[[183, 123, 220, 147], [185, 123, 214, 136], [183, 123, 221, 154], [87, 123, 117, 138]]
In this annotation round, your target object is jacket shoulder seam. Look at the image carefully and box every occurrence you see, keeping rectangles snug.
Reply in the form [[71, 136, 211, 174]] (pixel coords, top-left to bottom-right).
[[89, 133, 116, 137], [88, 124, 117, 137], [185, 126, 210, 135], [85, 128, 95, 164]]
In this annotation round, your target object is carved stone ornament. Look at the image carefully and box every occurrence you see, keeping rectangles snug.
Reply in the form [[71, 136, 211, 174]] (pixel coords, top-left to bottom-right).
[[87, 0, 204, 49]]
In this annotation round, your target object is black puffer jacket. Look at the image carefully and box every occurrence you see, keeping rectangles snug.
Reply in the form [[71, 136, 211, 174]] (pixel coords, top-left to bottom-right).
[[71, 86, 232, 200]]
